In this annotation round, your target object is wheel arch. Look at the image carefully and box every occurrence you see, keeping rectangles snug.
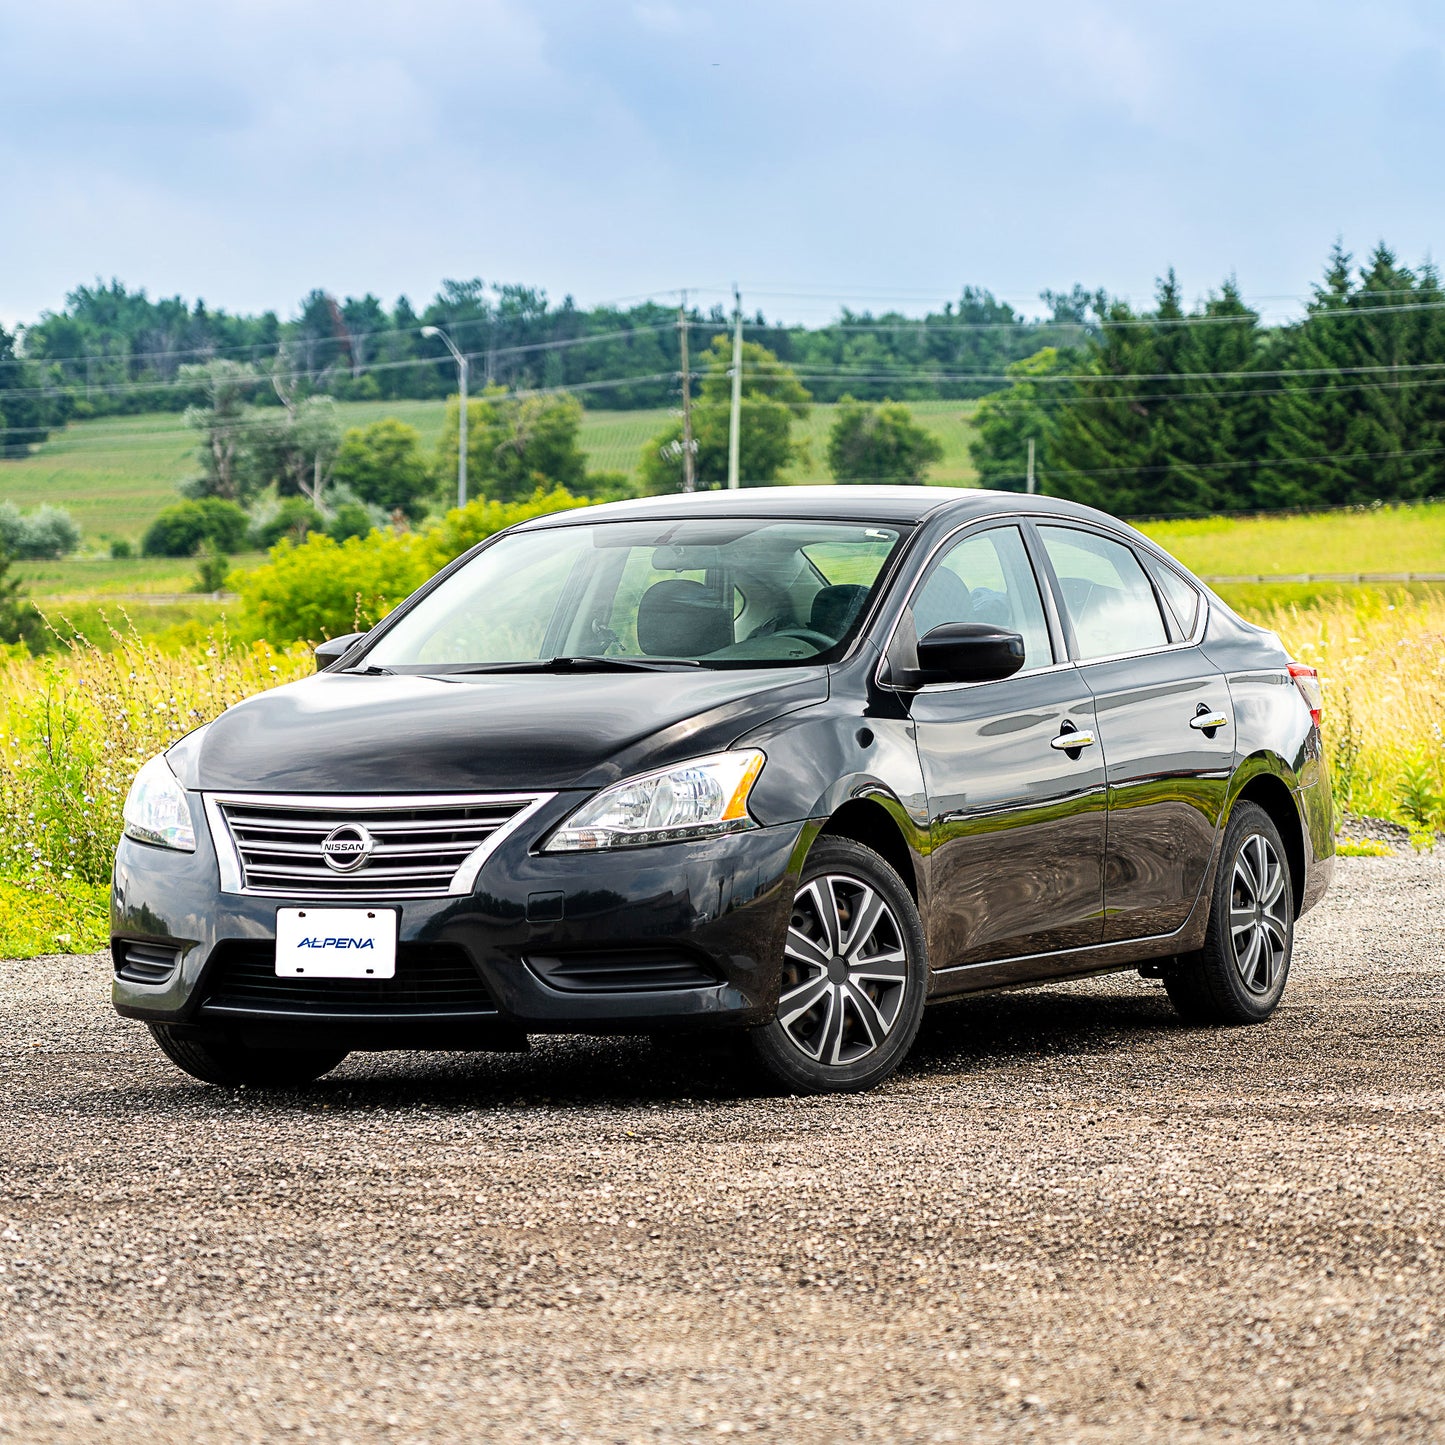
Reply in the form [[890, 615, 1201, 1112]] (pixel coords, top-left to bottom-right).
[[793, 794, 921, 903], [1230, 763, 1306, 915]]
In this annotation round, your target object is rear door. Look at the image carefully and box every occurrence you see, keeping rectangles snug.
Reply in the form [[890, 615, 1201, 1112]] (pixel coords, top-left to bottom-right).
[[895, 523, 1108, 970], [1034, 524, 1233, 942]]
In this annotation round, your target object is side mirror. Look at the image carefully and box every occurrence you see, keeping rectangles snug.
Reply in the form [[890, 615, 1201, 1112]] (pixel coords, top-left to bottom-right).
[[912, 623, 1026, 685], [313, 632, 365, 673]]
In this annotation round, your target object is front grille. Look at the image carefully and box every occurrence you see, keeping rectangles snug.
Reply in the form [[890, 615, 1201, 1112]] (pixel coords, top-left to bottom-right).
[[208, 793, 548, 899], [527, 949, 720, 993], [200, 941, 497, 1016], [114, 940, 182, 984]]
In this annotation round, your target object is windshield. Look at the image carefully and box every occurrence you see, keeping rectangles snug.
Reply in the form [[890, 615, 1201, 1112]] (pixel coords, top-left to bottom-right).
[[362, 517, 907, 671]]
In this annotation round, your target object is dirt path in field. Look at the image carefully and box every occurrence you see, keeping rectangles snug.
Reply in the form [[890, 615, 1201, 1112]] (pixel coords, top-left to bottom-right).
[[1, 853, 1442, 1442]]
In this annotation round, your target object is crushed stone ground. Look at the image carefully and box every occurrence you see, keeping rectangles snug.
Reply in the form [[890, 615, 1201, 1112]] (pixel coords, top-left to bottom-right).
[[1, 852, 1442, 1442]]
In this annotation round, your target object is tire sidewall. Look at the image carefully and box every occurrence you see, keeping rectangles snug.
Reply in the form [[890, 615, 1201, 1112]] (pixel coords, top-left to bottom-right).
[[1208, 802, 1294, 1020], [749, 836, 928, 1093]]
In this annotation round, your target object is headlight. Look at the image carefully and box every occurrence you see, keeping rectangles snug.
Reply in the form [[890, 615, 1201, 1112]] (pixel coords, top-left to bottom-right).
[[543, 749, 765, 852], [122, 755, 197, 852]]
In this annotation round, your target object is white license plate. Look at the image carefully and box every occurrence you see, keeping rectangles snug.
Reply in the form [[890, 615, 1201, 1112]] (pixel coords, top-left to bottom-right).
[[275, 907, 397, 979]]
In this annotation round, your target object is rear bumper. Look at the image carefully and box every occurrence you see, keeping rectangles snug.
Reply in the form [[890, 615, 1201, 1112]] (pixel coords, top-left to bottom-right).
[[112, 810, 804, 1047]]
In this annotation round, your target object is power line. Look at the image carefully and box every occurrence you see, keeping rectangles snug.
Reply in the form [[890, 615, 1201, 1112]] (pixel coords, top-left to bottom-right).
[[1041, 442, 1445, 480], [18, 319, 679, 372], [740, 296, 1445, 332]]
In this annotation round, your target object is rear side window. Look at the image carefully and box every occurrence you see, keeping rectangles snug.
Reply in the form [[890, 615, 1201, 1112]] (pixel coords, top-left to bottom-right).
[[1038, 526, 1168, 661], [1143, 554, 1202, 637]]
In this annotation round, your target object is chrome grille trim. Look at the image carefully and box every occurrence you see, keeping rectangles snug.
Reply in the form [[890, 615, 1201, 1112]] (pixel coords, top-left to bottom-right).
[[203, 791, 555, 899]]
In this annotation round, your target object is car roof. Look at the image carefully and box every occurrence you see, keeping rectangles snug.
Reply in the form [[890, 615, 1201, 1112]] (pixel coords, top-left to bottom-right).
[[515, 485, 1116, 530]]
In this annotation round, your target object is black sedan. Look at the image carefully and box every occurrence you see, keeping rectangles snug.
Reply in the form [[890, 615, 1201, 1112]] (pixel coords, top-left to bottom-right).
[[112, 486, 1334, 1093]]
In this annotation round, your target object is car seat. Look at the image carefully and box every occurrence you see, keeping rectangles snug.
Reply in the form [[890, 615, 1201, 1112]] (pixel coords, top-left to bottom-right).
[[635, 579, 734, 657]]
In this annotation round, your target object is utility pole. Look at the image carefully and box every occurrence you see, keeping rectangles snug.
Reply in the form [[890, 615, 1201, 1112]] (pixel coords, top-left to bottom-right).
[[421, 325, 469, 507], [678, 293, 695, 493], [727, 285, 743, 489], [1026, 437, 1036, 495]]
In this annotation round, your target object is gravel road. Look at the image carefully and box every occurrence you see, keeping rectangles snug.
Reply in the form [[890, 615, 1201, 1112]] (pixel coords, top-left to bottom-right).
[[2, 852, 1442, 1443]]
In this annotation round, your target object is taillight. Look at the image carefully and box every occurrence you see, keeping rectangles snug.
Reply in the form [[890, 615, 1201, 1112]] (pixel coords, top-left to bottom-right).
[[1288, 663, 1322, 726]]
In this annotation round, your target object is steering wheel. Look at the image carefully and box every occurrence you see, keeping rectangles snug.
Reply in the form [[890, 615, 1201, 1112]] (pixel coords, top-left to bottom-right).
[[773, 627, 835, 650]]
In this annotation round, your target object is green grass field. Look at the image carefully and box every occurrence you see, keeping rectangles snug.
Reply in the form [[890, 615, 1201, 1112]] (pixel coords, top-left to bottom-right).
[[1138, 503, 1445, 579]]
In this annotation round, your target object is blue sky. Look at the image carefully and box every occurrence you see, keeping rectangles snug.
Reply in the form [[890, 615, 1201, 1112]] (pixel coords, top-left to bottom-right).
[[3, 0, 1445, 329]]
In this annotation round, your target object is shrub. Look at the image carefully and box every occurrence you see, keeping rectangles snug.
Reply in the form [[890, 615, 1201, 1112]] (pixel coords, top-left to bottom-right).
[[332, 419, 434, 519], [247, 496, 324, 550], [326, 502, 377, 543], [584, 470, 636, 503], [193, 542, 231, 594], [234, 531, 429, 644], [232, 486, 588, 644], [142, 498, 250, 557], [0, 503, 82, 559], [419, 486, 589, 571], [826, 397, 944, 484], [109, 538, 134, 560]]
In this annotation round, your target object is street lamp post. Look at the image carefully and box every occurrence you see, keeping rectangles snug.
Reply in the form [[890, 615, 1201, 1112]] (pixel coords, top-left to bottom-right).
[[421, 325, 469, 507]]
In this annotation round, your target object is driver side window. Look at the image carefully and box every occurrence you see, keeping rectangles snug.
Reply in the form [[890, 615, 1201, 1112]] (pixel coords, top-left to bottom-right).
[[911, 526, 1053, 673]]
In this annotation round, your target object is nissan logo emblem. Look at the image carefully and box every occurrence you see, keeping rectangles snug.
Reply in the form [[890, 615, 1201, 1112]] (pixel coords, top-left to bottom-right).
[[321, 823, 376, 873]]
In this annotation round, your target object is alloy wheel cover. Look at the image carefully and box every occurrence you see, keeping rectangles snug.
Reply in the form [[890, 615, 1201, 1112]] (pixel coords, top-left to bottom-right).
[[1229, 832, 1289, 996], [779, 873, 909, 1066]]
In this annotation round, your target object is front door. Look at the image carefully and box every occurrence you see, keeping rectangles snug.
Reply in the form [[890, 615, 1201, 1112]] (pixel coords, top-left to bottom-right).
[[898, 524, 1108, 971]]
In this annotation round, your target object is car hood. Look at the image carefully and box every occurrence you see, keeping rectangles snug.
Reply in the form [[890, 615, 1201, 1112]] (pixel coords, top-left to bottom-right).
[[170, 667, 829, 795]]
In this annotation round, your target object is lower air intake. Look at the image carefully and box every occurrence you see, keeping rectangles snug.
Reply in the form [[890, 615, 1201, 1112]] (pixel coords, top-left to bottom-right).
[[114, 941, 182, 985], [200, 942, 496, 1017]]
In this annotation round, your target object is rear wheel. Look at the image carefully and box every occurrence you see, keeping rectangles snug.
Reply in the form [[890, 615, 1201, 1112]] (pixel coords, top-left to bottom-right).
[[148, 1024, 348, 1087], [748, 837, 927, 1093], [1164, 801, 1294, 1024]]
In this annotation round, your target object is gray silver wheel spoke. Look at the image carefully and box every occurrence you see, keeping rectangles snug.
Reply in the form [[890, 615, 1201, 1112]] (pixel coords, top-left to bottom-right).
[[777, 870, 910, 1068], [803, 878, 846, 957], [816, 988, 846, 1065], [785, 926, 831, 971], [1229, 832, 1289, 998], [841, 887, 885, 960], [778, 974, 831, 1028], [851, 950, 908, 986], [844, 980, 888, 1048]]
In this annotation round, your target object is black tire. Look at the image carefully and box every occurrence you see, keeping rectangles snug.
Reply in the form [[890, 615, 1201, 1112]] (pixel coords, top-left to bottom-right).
[[1164, 801, 1294, 1025], [747, 836, 927, 1094], [148, 1024, 348, 1088]]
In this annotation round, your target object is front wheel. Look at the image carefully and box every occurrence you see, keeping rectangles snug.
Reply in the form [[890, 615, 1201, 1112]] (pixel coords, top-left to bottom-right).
[[1164, 801, 1294, 1024], [747, 837, 927, 1093], [148, 1024, 348, 1088]]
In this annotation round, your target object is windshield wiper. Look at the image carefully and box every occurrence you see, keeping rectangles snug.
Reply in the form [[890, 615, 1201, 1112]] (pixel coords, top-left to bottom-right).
[[343, 664, 394, 675], [447, 655, 703, 675]]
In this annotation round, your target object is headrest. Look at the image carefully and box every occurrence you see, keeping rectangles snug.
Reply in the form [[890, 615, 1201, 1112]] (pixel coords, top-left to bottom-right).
[[912, 566, 974, 636], [810, 583, 869, 639], [635, 579, 734, 657]]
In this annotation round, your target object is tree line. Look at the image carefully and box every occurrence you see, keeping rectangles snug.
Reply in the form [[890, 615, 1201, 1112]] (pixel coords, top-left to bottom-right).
[[3, 278, 1090, 446], [972, 243, 1445, 514]]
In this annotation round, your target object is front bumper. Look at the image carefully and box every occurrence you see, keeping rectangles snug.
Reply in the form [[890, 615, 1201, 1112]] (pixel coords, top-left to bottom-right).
[[112, 795, 804, 1048]]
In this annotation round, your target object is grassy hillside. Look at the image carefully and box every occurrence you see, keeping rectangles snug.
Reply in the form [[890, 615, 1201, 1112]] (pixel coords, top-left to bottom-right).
[[1139, 503, 1445, 579], [0, 399, 981, 547]]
